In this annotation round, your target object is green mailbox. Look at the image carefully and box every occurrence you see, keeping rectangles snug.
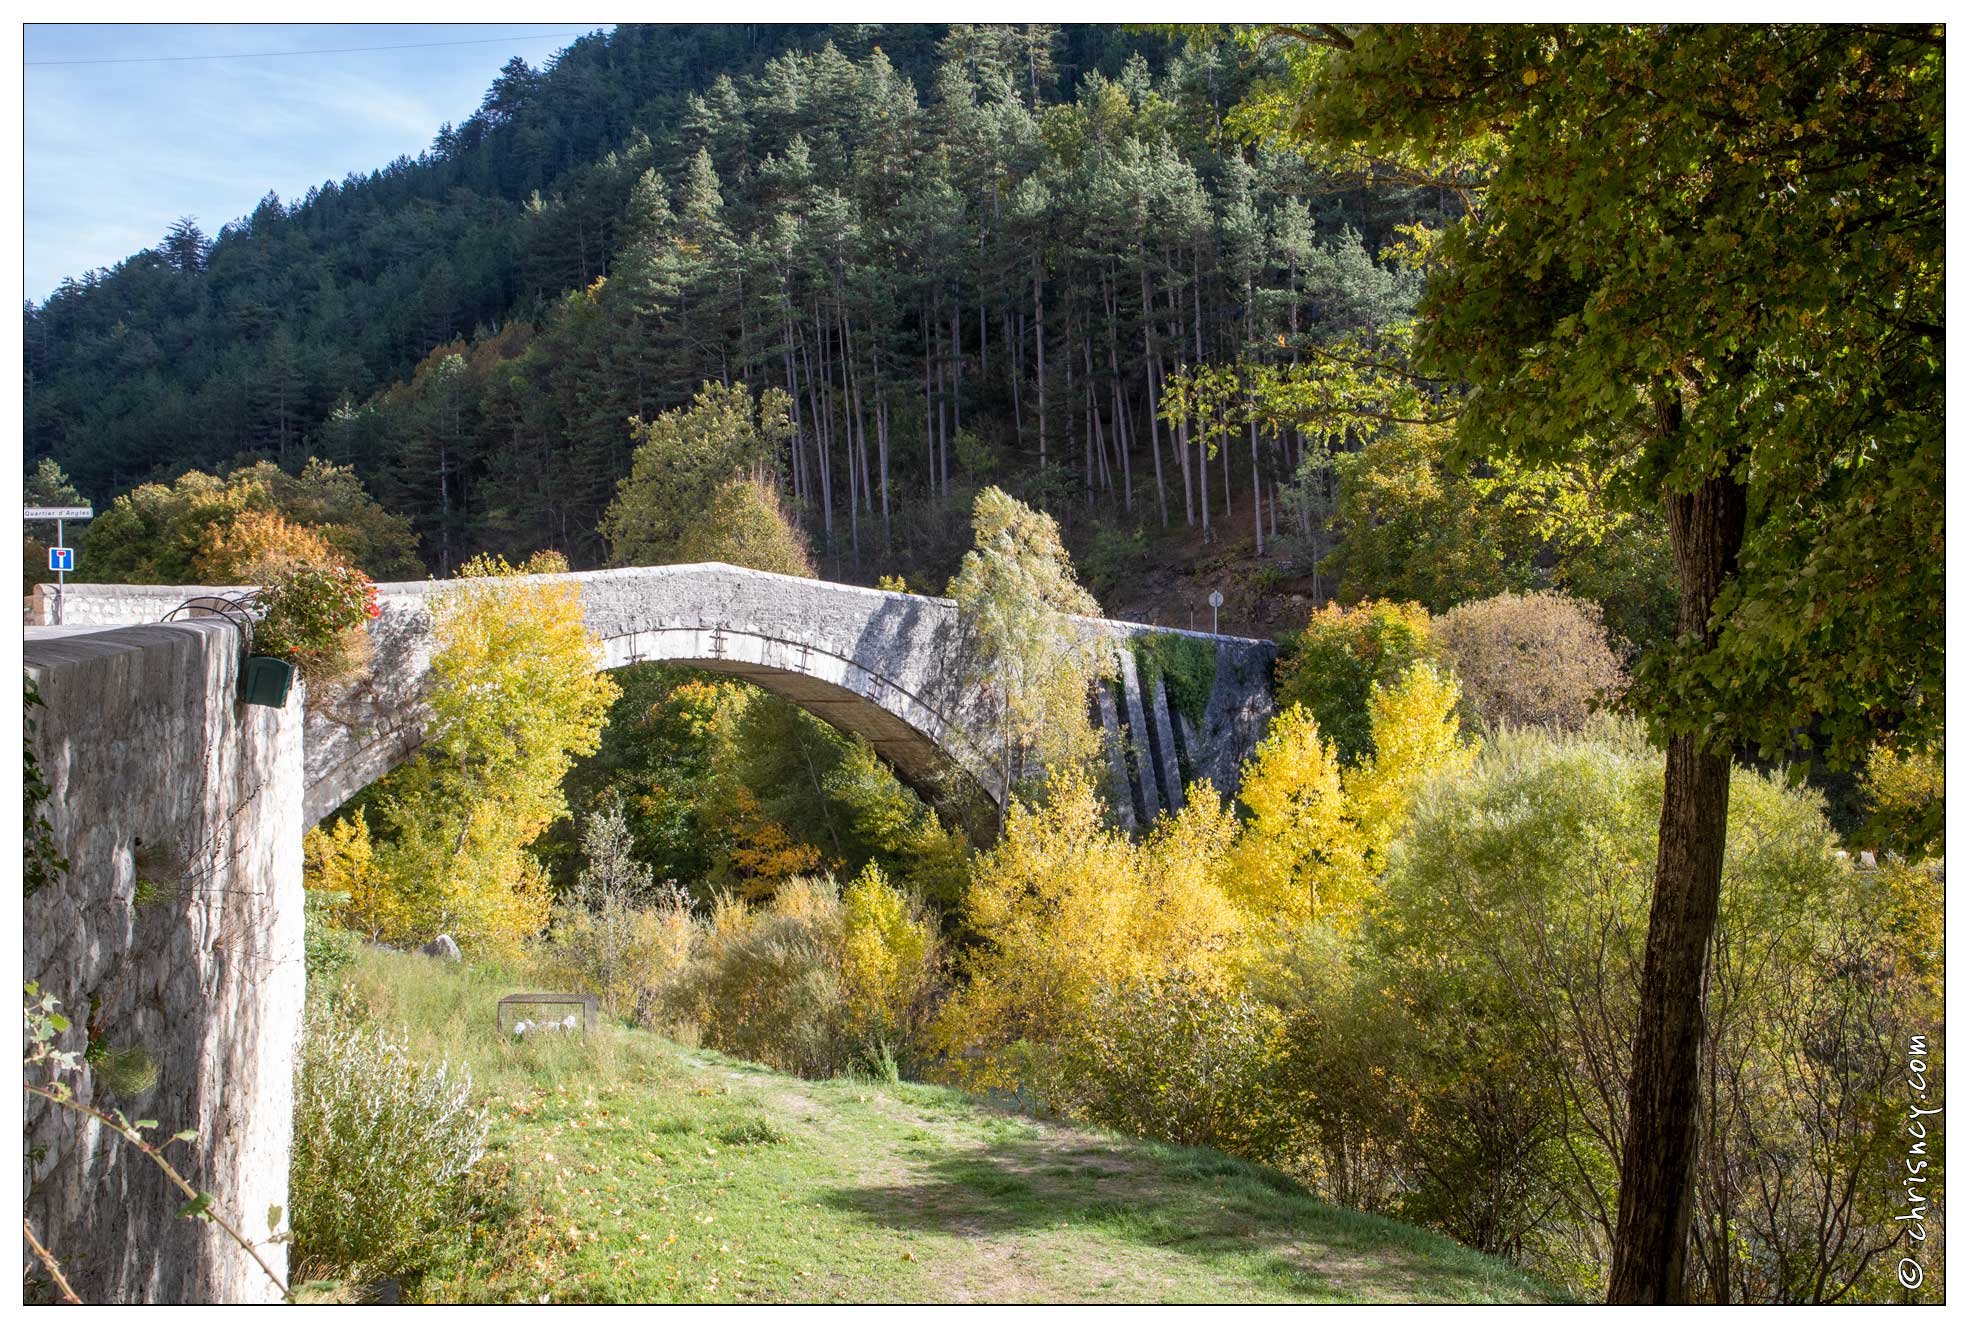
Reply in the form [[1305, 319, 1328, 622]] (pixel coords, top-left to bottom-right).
[[239, 656, 296, 709]]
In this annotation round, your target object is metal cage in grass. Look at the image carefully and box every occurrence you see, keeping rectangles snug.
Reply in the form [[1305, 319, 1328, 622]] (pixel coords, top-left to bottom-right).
[[497, 992, 601, 1037]]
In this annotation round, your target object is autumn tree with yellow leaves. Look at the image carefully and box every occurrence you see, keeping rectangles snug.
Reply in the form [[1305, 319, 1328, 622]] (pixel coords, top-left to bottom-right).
[[937, 659, 1471, 1107], [1229, 663, 1472, 933], [310, 552, 619, 959]]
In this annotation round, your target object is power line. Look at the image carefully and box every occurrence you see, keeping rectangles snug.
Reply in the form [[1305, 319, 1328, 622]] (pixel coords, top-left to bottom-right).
[[25, 29, 595, 68]]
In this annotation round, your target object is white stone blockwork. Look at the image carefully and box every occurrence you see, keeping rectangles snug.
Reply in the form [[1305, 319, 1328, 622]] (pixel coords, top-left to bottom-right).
[[24, 621, 304, 1305]]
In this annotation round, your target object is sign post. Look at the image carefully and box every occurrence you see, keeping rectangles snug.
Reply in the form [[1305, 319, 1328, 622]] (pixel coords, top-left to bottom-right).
[[1207, 589, 1224, 635], [25, 505, 93, 625]]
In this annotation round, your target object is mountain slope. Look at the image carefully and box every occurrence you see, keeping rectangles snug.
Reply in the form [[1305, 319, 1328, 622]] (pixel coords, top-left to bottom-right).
[[28, 22, 1445, 594]]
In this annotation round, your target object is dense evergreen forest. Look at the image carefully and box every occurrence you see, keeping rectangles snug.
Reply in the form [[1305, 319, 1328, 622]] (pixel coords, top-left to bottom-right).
[[26, 22, 1452, 585]]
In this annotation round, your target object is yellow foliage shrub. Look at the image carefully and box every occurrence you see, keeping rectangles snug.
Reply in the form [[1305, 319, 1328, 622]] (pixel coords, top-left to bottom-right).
[[656, 873, 942, 1078], [839, 863, 938, 1035], [305, 811, 413, 943], [934, 769, 1248, 1098], [1228, 662, 1473, 935]]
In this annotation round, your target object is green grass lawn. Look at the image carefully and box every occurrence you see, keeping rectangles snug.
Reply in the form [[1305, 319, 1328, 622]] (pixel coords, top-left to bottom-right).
[[325, 949, 1559, 1304]]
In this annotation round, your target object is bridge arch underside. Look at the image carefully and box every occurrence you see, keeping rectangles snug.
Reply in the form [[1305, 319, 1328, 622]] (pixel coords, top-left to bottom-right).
[[603, 627, 1001, 837], [308, 625, 1002, 843]]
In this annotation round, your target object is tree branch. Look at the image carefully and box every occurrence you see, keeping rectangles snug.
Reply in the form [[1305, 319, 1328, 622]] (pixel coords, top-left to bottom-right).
[[23, 1218, 82, 1305]]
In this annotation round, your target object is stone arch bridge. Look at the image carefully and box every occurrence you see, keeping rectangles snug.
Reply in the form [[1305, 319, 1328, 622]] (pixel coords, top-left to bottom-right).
[[36, 563, 1275, 838]]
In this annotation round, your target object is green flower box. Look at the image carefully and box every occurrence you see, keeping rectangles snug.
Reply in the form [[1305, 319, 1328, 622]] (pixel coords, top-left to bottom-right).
[[240, 656, 296, 708]]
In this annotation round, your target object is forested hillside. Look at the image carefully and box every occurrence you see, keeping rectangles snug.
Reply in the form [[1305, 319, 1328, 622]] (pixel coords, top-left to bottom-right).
[[26, 22, 1452, 590]]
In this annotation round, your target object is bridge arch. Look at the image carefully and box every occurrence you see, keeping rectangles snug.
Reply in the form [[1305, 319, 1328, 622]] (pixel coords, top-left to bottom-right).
[[306, 616, 1003, 839]]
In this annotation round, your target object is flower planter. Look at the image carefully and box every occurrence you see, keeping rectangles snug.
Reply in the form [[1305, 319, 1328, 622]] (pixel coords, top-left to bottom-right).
[[239, 655, 296, 708]]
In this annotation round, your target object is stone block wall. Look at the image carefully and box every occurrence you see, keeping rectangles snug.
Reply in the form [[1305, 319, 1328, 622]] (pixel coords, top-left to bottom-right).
[[23, 621, 305, 1304]]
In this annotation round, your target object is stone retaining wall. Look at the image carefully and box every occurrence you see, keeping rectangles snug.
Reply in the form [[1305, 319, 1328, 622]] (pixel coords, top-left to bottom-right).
[[23, 621, 305, 1304]]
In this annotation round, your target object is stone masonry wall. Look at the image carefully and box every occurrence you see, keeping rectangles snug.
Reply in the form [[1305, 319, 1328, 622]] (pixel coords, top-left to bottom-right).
[[24, 622, 305, 1304]]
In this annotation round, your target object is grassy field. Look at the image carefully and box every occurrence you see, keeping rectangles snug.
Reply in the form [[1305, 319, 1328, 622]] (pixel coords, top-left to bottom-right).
[[318, 949, 1559, 1305]]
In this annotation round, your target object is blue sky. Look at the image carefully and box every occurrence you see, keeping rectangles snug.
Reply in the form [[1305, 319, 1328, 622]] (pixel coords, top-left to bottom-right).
[[23, 23, 610, 302]]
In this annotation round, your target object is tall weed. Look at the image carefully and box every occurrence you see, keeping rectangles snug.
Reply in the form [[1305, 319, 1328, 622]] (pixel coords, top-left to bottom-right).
[[290, 1002, 490, 1284]]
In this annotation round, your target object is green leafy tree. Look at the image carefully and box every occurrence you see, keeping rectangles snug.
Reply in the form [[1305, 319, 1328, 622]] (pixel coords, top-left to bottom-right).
[[1274, 599, 1439, 767], [1855, 741, 1943, 863], [946, 487, 1114, 824], [1243, 23, 1943, 1300], [80, 459, 419, 585], [1326, 422, 1536, 610], [22, 459, 87, 594], [670, 475, 817, 577], [599, 382, 795, 567]]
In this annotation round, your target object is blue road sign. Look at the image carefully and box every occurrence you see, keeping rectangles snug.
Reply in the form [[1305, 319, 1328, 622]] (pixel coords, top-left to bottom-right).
[[49, 547, 74, 573]]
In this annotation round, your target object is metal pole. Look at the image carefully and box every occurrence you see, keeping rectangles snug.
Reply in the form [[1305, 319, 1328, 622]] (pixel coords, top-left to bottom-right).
[[54, 516, 64, 625]]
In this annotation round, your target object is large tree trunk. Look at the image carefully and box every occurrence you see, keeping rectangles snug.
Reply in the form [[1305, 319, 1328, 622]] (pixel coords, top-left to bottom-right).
[[1608, 458, 1748, 1304], [1034, 260, 1047, 469]]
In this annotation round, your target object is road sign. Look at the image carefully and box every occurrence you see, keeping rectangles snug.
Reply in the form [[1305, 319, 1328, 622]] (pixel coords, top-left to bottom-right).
[[1207, 588, 1224, 633], [27, 506, 91, 626]]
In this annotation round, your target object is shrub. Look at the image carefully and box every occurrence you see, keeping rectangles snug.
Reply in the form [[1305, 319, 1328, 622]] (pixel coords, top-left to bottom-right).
[[539, 896, 697, 1023], [933, 769, 1248, 1100], [87, 1043, 160, 1098], [837, 863, 941, 1057], [289, 1004, 489, 1284], [253, 562, 379, 686], [1434, 590, 1626, 732], [304, 890, 360, 984], [1321, 720, 1933, 1300], [536, 802, 698, 1019], [1274, 599, 1439, 765], [1063, 970, 1289, 1160], [661, 874, 942, 1079], [666, 885, 847, 1078]]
